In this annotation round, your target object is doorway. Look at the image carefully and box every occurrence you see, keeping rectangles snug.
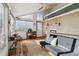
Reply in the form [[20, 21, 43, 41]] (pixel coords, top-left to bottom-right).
[[36, 21, 43, 38]]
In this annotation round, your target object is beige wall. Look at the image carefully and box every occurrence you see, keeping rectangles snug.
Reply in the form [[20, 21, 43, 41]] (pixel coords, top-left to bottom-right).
[[44, 11, 79, 35]]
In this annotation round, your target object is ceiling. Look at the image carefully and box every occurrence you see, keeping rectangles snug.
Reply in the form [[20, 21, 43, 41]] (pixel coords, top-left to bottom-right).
[[8, 3, 42, 17], [8, 3, 59, 17], [7, 3, 68, 21]]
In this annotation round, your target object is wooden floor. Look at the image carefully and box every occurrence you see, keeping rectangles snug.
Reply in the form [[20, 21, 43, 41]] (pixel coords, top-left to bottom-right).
[[9, 39, 51, 56]]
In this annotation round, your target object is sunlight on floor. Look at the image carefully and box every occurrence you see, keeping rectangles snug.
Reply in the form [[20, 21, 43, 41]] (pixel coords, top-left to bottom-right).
[[48, 52, 54, 56]]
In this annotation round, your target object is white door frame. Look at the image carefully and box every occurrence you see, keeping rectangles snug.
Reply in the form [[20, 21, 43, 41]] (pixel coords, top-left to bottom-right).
[[0, 3, 9, 56]]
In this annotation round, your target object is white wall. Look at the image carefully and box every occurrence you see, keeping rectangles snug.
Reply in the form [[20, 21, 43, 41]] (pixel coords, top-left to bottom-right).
[[58, 11, 79, 35], [44, 11, 79, 35]]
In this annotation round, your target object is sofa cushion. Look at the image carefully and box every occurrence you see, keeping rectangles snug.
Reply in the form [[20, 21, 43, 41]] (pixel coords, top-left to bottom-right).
[[60, 53, 79, 56], [50, 38, 57, 46], [57, 36, 74, 51], [60, 40, 79, 56], [45, 45, 68, 56]]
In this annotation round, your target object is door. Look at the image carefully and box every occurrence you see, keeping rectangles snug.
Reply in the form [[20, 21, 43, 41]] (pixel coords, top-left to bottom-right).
[[37, 22, 43, 37], [0, 4, 9, 55], [0, 3, 6, 51]]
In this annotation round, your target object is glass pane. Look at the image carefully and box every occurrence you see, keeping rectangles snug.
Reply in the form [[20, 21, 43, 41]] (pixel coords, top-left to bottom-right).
[[0, 4, 5, 50], [37, 13, 43, 21], [0, 4, 3, 33], [16, 20, 33, 31]]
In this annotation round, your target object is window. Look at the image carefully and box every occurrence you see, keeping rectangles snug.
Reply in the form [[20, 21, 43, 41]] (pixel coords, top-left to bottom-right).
[[37, 13, 44, 21], [37, 22, 43, 37], [0, 4, 6, 50], [0, 4, 4, 33], [16, 20, 33, 31]]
